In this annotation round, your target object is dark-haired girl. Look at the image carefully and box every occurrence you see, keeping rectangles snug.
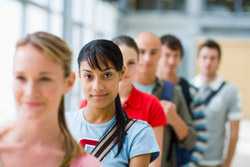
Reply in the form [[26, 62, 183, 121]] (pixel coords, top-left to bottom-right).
[[66, 39, 159, 167]]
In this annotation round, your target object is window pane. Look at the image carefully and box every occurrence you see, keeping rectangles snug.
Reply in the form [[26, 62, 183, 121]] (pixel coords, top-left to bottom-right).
[[206, 0, 234, 12], [50, 14, 63, 37], [243, 0, 250, 12], [26, 5, 48, 33], [50, 0, 63, 12], [72, 0, 84, 22], [124, 0, 186, 11], [30, 0, 49, 7], [65, 26, 83, 112], [0, 0, 22, 125]]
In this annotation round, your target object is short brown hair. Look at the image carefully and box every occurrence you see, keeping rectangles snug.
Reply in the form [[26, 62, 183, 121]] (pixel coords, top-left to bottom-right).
[[198, 39, 222, 60], [160, 34, 184, 59]]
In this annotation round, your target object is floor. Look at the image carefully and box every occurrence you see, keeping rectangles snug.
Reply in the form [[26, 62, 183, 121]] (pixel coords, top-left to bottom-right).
[[232, 120, 250, 167]]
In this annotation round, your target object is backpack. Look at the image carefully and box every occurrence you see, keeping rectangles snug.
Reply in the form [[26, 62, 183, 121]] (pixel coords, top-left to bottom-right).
[[161, 80, 192, 167]]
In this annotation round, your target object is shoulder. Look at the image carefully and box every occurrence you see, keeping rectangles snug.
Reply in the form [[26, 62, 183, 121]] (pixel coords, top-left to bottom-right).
[[136, 88, 161, 104], [191, 75, 201, 87], [0, 123, 14, 149], [126, 120, 157, 143], [0, 123, 14, 138], [131, 88, 162, 110], [126, 120, 152, 137], [0, 126, 8, 143], [125, 120, 160, 161], [179, 77, 190, 86], [70, 153, 101, 167], [223, 82, 239, 93], [222, 82, 241, 104], [173, 85, 184, 98]]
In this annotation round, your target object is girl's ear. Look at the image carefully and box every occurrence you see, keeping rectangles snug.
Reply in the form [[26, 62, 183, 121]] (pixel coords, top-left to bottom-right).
[[64, 72, 76, 93]]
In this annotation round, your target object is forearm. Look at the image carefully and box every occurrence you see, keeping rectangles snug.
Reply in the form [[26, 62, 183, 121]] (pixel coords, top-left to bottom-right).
[[170, 114, 189, 141], [150, 127, 164, 167], [223, 121, 240, 167], [130, 154, 151, 167], [224, 135, 238, 167]]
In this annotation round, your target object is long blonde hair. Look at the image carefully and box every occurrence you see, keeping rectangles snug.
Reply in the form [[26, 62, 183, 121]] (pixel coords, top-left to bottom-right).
[[16, 31, 82, 166]]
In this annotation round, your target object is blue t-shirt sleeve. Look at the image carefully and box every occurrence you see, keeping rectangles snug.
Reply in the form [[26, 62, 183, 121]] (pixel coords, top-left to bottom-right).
[[127, 121, 160, 162]]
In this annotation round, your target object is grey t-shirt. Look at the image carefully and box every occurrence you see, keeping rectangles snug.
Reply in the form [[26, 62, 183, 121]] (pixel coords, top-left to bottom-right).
[[192, 75, 241, 166]]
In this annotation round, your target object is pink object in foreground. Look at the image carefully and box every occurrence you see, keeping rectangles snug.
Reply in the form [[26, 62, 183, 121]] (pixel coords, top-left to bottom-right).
[[71, 153, 101, 167]]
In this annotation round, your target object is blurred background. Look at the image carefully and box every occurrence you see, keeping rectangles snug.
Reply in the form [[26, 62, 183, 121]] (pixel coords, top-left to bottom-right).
[[0, 0, 249, 166]]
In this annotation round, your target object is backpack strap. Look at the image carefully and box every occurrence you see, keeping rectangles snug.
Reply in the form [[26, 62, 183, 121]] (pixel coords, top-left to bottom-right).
[[91, 119, 136, 161], [203, 81, 226, 105], [193, 81, 226, 107], [160, 81, 176, 162], [161, 81, 175, 101]]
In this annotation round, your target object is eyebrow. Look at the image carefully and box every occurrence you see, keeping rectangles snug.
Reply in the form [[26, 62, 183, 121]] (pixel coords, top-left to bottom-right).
[[81, 67, 114, 72], [40, 72, 53, 75], [14, 71, 53, 75], [151, 49, 159, 52]]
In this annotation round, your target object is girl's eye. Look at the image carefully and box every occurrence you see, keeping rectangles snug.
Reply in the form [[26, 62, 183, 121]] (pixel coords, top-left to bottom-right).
[[83, 73, 93, 81], [103, 72, 113, 79], [127, 61, 136, 66], [16, 75, 26, 82], [40, 77, 51, 82], [139, 49, 145, 55]]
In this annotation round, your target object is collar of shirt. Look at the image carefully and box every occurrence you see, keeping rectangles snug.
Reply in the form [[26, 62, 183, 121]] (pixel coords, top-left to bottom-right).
[[133, 81, 156, 94], [192, 75, 224, 91]]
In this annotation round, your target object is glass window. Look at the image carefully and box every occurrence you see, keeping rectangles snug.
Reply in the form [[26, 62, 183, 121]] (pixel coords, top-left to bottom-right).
[[242, 0, 250, 12], [65, 25, 84, 112], [72, 0, 84, 22], [50, 0, 63, 13], [127, 0, 186, 11], [30, 0, 49, 7], [26, 4, 48, 33], [206, 0, 250, 13], [0, 0, 22, 124], [50, 14, 63, 37], [72, 25, 83, 69], [160, 0, 186, 11], [206, 0, 234, 12]]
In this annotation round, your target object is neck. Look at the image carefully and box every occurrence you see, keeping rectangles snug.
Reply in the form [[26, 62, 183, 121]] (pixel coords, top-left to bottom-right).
[[135, 72, 156, 85], [119, 82, 133, 105], [159, 71, 179, 84], [202, 73, 217, 83], [85, 103, 116, 124], [12, 115, 63, 147]]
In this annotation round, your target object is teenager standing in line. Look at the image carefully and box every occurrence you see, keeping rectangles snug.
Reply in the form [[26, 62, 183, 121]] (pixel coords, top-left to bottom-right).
[[66, 39, 159, 167], [0, 32, 100, 167]]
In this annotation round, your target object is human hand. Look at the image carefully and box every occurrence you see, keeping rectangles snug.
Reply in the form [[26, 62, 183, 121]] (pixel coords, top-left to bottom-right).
[[222, 160, 231, 167], [160, 100, 177, 126]]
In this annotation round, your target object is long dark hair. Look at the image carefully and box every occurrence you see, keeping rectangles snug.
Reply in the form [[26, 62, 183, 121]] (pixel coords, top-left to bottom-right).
[[78, 39, 129, 156]]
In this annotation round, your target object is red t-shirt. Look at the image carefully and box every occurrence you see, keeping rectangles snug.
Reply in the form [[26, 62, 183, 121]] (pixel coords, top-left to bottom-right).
[[80, 87, 167, 127]]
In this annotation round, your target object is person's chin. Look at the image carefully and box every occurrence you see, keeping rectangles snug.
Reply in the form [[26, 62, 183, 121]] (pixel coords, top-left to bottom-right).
[[19, 107, 44, 119], [90, 102, 110, 110], [89, 94, 110, 106]]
